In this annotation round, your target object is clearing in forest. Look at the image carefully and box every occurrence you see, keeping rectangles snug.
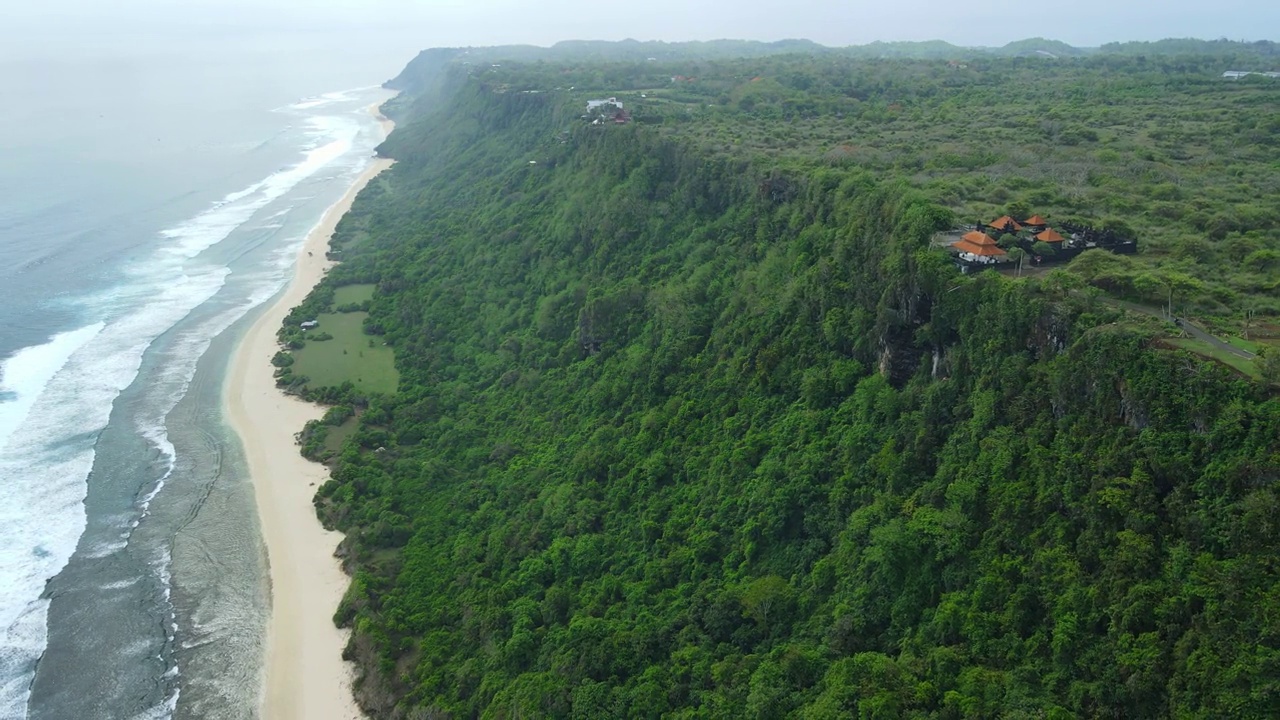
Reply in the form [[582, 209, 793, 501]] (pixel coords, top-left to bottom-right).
[[290, 311, 398, 395]]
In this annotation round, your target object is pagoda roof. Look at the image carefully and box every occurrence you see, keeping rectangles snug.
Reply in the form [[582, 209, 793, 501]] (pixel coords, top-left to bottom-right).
[[1024, 215, 1049, 226], [953, 234, 1006, 257], [1035, 228, 1065, 242], [988, 216, 1023, 231], [961, 230, 998, 246]]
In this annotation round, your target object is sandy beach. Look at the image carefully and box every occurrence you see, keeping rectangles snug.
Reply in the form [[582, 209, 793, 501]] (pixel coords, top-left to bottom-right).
[[224, 105, 393, 720]]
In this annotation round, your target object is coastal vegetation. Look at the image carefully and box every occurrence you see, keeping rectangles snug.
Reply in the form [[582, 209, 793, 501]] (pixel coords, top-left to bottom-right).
[[288, 312, 398, 395], [284, 41, 1279, 718], [335, 283, 377, 310]]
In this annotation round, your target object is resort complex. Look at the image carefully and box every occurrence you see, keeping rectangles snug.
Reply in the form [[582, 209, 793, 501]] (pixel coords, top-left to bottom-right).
[[950, 213, 1138, 271]]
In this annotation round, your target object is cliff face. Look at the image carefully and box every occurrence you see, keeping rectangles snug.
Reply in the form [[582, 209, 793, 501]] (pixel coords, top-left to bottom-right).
[[383, 48, 459, 95], [311, 53, 1280, 719]]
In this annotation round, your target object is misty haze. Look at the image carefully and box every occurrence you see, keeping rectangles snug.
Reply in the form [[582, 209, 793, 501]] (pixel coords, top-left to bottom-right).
[[0, 2, 1277, 718]]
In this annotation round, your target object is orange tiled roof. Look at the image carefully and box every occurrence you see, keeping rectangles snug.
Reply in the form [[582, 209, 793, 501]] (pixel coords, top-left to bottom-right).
[[1035, 228, 1065, 242], [988, 216, 1023, 231], [961, 230, 998, 246], [953, 237, 1007, 257], [1024, 215, 1048, 226]]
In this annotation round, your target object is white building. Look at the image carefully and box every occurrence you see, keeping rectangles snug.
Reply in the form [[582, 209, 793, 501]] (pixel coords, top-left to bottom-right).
[[586, 97, 623, 111], [1223, 70, 1280, 80]]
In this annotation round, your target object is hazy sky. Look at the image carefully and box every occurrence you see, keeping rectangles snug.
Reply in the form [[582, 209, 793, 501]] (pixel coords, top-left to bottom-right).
[[6, 0, 1278, 56]]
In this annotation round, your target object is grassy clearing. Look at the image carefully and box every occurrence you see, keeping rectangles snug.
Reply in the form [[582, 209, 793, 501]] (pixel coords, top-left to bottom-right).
[[340, 229, 373, 252], [323, 415, 361, 457], [334, 283, 376, 306], [1224, 336, 1261, 354], [292, 312, 398, 394], [1220, 336, 1280, 359], [1164, 337, 1260, 380]]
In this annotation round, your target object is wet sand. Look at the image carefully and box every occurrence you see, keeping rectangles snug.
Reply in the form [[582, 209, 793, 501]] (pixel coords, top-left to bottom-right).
[[224, 104, 393, 720]]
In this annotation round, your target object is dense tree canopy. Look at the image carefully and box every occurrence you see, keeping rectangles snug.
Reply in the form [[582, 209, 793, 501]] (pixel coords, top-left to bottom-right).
[[285, 46, 1280, 719]]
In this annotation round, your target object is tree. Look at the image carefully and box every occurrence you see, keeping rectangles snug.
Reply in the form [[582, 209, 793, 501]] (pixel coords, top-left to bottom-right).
[[1007, 200, 1032, 222], [1032, 241, 1056, 258], [1007, 247, 1028, 276], [742, 576, 795, 629], [1244, 249, 1280, 271], [1068, 249, 1137, 295], [1159, 270, 1204, 319], [1173, 237, 1213, 262], [1102, 217, 1137, 240], [1039, 269, 1084, 296], [1257, 346, 1280, 386], [1132, 272, 1165, 304]]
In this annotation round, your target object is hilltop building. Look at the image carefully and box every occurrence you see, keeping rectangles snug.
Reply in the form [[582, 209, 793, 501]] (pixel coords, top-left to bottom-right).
[[1034, 228, 1065, 244], [988, 216, 1023, 235], [585, 97, 633, 126], [949, 213, 1138, 271], [1222, 70, 1280, 80], [586, 97, 623, 111], [951, 231, 1006, 264]]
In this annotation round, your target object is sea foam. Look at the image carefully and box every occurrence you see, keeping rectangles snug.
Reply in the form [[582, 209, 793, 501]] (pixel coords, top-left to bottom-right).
[[0, 267, 230, 720], [0, 324, 103, 452], [0, 102, 368, 718], [158, 120, 357, 261]]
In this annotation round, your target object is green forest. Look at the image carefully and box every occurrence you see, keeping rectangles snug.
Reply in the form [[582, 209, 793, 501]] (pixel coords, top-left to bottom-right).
[[278, 42, 1280, 718]]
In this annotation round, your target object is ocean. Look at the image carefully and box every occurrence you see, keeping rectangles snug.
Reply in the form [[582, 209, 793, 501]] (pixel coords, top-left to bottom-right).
[[0, 25, 415, 719]]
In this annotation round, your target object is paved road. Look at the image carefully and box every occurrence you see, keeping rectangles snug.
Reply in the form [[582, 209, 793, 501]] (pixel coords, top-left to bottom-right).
[[1109, 299, 1255, 360]]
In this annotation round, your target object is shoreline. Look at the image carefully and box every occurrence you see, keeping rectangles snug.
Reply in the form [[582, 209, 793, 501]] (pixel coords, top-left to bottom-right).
[[223, 103, 394, 720]]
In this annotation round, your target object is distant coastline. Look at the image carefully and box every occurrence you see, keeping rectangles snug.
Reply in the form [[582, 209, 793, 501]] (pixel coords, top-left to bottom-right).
[[223, 102, 394, 720]]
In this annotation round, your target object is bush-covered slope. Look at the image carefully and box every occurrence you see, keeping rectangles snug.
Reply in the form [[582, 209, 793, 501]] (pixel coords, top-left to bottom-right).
[[296, 59, 1280, 719], [383, 52, 1280, 328]]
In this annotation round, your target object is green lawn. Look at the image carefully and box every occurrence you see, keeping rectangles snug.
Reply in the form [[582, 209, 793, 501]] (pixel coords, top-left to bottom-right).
[[1222, 335, 1271, 356], [292, 312, 399, 394], [323, 415, 360, 457], [1165, 338, 1260, 380], [334, 283, 376, 306]]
